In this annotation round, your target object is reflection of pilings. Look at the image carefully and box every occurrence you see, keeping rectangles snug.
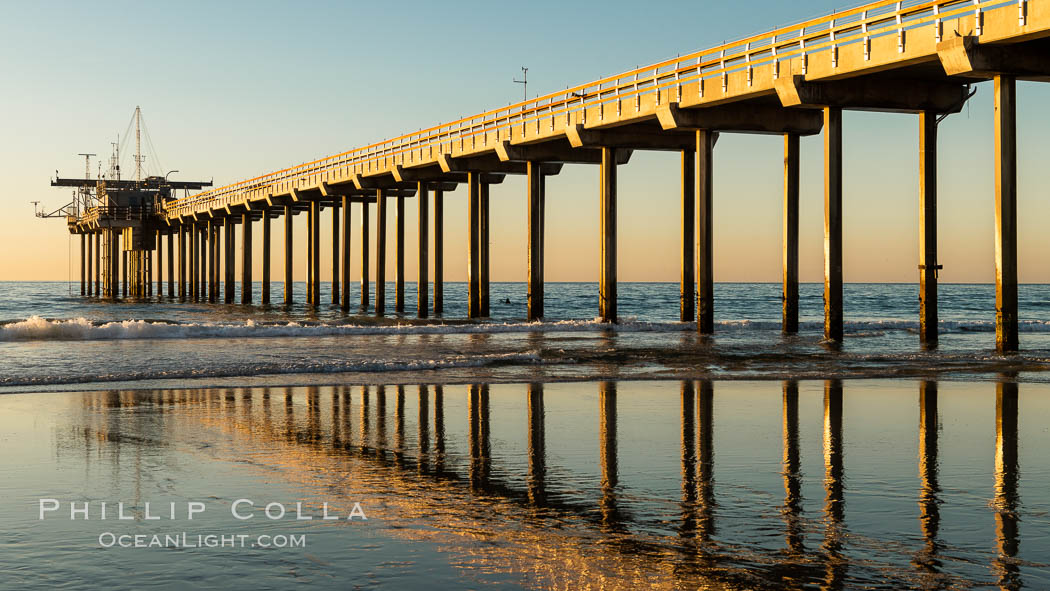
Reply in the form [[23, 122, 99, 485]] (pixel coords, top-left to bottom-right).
[[418, 386, 430, 471], [284, 388, 295, 439], [823, 379, 846, 590], [394, 385, 405, 464], [375, 386, 387, 452], [527, 383, 546, 505], [697, 380, 715, 541], [680, 381, 698, 541], [468, 384, 491, 489], [994, 380, 1020, 591], [331, 387, 341, 447], [307, 386, 320, 442], [599, 381, 620, 528], [915, 381, 942, 575], [360, 386, 371, 449], [434, 385, 446, 473], [782, 380, 804, 554], [341, 386, 352, 447]]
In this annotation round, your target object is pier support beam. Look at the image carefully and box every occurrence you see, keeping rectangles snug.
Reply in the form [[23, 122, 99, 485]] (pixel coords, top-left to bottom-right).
[[783, 133, 800, 334], [242, 213, 252, 304], [331, 200, 340, 306], [156, 230, 163, 297], [396, 194, 405, 313], [167, 231, 174, 298], [210, 221, 219, 302], [468, 172, 481, 318], [179, 226, 186, 300], [262, 213, 271, 305], [79, 234, 85, 296], [824, 107, 844, 343], [599, 147, 617, 323], [681, 150, 696, 323], [434, 189, 444, 316], [341, 195, 351, 311], [994, 75, 1018, 353], [122, 251, 128, 298], [86, 233, 93, 296], [527, 162, 544, 321], [225, 220, 235, 304], [94, 232, 100, 297], [376, 189, 387, 316], [361, 199, 370, 311], [308, 200, 320, 308], [919, 112, 939, 348], [284, 205, 293, 306], [697, 131, 715, 333], [417, 183, 429, 318], [480, 180, 490, 317], [189, 225, 197, 301]]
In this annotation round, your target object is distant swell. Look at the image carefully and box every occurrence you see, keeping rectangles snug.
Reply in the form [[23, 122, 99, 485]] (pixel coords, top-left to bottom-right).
[[2, 315, 1050, 342], [0, 350, 543, 387]]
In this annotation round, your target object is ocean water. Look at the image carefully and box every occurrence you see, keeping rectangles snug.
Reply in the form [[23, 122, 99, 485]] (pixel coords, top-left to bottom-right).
[[2, 281, 1050, 391], [2, 380, 1047, 589]]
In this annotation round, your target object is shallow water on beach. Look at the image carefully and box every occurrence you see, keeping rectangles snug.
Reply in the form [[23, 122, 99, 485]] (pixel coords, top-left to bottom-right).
[[5, 281, 1050, 391], [1, 379, 1048, 590]]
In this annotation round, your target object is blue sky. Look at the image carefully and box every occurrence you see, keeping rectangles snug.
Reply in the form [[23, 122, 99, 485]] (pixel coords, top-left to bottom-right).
[[3, 0, 1049, 282]]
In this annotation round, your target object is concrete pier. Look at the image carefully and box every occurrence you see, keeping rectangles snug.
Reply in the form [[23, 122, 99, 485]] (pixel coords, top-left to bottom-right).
[[94, 232, 100, 297], [341, 195, 351, 311], [179, 226, 186, 300], [433, 189, 444, 316], [824, 107, 844, 343], [284, 205, 293, 305], [599, 147, 617, 323], [918, 112, 939, 347], [697, 131, 714, 333], [417, 183, 429, 318], [189, 225, 197, 301], [527, 162, 544, 321], [468, 172, 481, 318], [395, 194, 405, 314], [241, 213, 252, 305], [994, 75, 1018, 353], [376, 189, 387, 316], [360, 200, 370, 311], [680, 150, 695, 323], [783, 133, 800, 334]]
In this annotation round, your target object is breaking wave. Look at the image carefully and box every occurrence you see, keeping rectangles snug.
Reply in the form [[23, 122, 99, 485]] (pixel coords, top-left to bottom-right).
[[3, 315, 1050, 342]]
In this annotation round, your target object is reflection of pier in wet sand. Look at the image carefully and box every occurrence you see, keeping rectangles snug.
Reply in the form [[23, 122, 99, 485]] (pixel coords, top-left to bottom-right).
[[74, 379, 1031, 589]]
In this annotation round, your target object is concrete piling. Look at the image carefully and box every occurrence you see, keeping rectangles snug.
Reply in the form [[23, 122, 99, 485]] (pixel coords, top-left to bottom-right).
[[994, 75, 1018, 353], [360, 199, 370, 311], [681, 149, 696, 323], [468, 172, 481, 319], [376, 189, 387, 316], [261, 213, 270, 305], [284, 205, 293, 305], [697, 131, 714, 334], [434, 189, 444, 316], [918, 112, 939, 347], [783, 133, 800, 334], [241, 213, 252, 304], [824, 107, 844, 343], [599, 147, 617, 323], [341, 195, 351, 312], [396, 194, 405, 314], [417, 182, 429, 318], [331, 200, 340, 306], [527, 162, 544, 321], [480, 180, 490, 318]]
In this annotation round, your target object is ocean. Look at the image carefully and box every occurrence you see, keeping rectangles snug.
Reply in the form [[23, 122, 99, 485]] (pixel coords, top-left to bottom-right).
[[2, 281, 1050, 391]]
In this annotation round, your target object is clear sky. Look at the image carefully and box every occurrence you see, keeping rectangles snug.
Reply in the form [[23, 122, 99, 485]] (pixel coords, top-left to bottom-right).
[[2, 0, 1049, 283]]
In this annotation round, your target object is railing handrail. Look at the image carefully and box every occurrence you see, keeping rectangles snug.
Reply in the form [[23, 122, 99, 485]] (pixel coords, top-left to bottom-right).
[[167, 0, 1016, 216]]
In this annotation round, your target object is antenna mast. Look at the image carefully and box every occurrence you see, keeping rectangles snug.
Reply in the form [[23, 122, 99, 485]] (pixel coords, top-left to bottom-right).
[[134, 106, 143, 182], [77, 153, 95, 213]]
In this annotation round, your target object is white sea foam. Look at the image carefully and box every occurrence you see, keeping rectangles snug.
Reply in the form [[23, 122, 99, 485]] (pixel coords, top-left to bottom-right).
[[0, 350, 544, 387], [3, 315, 1050, 342]]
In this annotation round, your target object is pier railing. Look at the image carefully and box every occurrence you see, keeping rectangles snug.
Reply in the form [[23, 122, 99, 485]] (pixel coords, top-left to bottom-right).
[[166, 0, 1022, 217]]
